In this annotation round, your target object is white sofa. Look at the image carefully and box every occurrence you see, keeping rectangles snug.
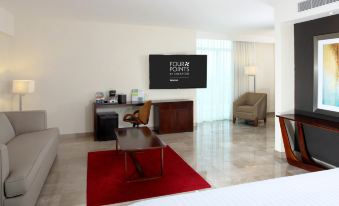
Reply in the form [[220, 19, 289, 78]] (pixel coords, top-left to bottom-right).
[[0, 111, 59, 206]]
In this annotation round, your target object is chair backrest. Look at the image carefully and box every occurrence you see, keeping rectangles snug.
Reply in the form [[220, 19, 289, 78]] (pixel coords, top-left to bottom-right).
[[245, 93, 266, 105], [138, 101, 152, 124]]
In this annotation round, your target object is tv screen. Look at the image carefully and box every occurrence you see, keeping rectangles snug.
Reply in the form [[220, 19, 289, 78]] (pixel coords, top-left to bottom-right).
[[149, 55, 207, 89]]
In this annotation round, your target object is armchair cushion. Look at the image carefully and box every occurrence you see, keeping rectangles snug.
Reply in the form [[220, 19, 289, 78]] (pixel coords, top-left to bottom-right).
[[0, 113, 15, 145], [237, 105, 255, 113]]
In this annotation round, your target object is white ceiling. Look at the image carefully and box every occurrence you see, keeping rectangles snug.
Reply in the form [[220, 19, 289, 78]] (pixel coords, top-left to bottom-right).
[[0, 0, 275, 35]]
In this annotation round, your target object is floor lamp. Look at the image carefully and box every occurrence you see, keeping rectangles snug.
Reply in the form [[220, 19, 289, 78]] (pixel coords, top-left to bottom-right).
[[12, 80, 35, 111], [244, 66, 257, 93]]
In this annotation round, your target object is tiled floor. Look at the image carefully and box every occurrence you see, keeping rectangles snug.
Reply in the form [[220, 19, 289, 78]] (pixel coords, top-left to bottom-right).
[[37, 117, 307, 206]]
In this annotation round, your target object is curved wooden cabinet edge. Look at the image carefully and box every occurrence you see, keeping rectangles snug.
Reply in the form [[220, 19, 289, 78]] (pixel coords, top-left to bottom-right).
[[277, 114, 331, 172]]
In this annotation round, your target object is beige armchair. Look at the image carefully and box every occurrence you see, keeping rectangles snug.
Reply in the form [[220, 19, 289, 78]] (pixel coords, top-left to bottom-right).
[[233, 93, 267, 126]]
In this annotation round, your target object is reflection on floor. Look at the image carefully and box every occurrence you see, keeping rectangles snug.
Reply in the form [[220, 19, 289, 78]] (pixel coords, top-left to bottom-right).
[[37, 117, 307, 206]]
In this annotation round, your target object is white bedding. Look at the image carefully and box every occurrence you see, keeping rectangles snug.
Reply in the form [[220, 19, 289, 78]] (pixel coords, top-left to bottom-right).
[[130, 169, 339, 206]]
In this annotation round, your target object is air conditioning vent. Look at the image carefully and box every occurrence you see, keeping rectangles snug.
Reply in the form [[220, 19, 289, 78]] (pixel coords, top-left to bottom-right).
[[298, 0, 339, 12]]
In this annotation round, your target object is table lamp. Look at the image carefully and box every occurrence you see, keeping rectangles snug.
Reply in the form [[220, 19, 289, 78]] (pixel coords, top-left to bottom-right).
[[12, 80, 35, 111], [244, 66, 257, 92]]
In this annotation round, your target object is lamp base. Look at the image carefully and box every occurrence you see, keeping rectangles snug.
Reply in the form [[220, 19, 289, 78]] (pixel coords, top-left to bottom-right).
[[19, 94, 23, 111]]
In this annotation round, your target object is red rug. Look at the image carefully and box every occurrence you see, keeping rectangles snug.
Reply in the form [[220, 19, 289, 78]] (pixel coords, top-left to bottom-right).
[[87, 146, 211, 206]]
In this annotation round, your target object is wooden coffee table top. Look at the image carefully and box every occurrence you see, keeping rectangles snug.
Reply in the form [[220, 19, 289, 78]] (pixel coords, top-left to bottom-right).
[[115, 127, 166, 152]]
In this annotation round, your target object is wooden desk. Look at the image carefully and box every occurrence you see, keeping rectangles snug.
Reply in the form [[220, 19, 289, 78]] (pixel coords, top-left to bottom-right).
[[94, 99, 194, 136], [277, 114, 339, 171], [94, 99, 192, 109]]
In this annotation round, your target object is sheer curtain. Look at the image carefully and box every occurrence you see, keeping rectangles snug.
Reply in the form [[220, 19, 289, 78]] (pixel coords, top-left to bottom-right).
[[196, 39, 234, 123], [233, 41, 256, 99], [196, 40, 256, 123]]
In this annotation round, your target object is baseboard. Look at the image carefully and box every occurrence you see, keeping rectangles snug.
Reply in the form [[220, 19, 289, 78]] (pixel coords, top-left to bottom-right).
[[61, 132, 93, 138], [274, 151, 286, 159], [267, 112, 275, 117]]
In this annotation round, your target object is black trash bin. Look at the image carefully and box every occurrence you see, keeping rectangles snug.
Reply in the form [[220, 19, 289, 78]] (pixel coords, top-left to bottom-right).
[[96, 112, 118, 141]]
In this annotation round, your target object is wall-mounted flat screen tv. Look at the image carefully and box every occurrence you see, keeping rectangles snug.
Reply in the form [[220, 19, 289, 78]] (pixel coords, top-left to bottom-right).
[[149, 54, 207, 89]]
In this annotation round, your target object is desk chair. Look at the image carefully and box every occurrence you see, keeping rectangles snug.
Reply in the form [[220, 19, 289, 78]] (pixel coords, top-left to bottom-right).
[[123, 101, 152, 127]]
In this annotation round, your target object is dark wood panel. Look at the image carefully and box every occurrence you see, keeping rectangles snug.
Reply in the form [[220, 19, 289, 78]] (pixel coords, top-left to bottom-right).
[[175, 102, 193, 133], [157, 104, 176, 134], [153, 101, 193, 134]]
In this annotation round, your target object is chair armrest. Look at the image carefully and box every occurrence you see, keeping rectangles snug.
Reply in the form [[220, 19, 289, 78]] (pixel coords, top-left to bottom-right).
[[133, 110, 140, 116], [254, 95, 267, 119], [254, 95, 266, 107], [4, 111, 47, 135], [0, 144, 9, 202], [123, 114, 135, 121]]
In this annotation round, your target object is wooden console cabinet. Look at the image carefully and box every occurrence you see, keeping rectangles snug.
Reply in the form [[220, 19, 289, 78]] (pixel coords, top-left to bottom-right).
[[153, 100, 193, 134], [277, 114, 339, 172]]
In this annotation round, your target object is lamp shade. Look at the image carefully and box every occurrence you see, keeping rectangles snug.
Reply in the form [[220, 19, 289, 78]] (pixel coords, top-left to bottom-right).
[[244, 66, 257, 76], [12, 80, 35, 94]]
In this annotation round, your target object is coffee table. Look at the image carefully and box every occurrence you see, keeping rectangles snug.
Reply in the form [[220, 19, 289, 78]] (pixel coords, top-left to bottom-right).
[[115, 127, 166, 182]]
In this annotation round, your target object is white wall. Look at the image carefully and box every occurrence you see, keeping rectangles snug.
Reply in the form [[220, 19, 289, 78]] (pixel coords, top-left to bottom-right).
[[255, 42, 275, 113], [274, 1, 339, 152], [197, 31, 275, 43], [274, 21, 295, 152], [0, 7, 14, 36], [0, 33, 12, 110], [0, 16, 196, 134], [0, 7, 14, 107]]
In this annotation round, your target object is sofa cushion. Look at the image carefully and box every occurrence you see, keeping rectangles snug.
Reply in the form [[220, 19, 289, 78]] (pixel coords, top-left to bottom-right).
[[237, 105, 255, 113], [5, 128, 59, 198], [0, 113, 15, 145]]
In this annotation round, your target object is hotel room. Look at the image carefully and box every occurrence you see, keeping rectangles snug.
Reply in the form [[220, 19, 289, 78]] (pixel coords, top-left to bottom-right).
[[0, 0, 338, 205]]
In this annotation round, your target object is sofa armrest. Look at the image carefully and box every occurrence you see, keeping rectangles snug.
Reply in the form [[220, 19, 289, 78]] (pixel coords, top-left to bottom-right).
[[4, 111, 47, 136], [0, 144, 9, 204]]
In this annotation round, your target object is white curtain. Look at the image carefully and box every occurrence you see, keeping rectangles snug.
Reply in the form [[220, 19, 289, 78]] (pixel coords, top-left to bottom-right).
[[233, 41, 256, 99], [196, 39, 234, 123], [196, 40, 256, 123]]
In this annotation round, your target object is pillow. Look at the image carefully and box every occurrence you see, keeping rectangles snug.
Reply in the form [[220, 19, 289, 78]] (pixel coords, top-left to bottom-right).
[[0, 113, 15, 144]]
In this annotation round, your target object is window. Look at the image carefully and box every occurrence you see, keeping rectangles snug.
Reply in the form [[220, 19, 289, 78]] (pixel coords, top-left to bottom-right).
[[196, 39, 234, 122]]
